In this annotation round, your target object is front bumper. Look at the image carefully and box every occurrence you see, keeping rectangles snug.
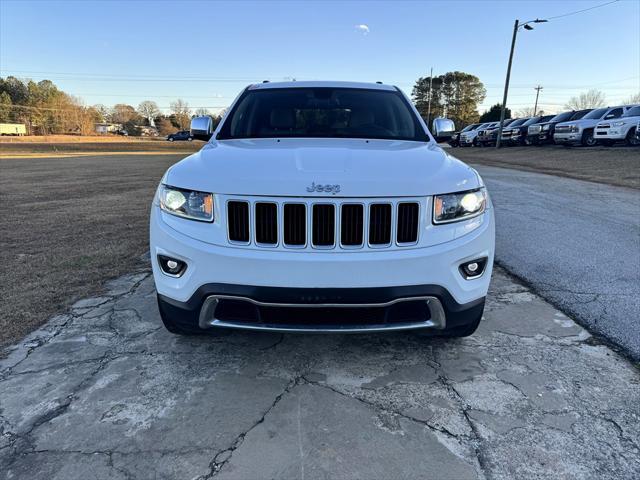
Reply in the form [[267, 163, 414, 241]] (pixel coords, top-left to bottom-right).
[[526, 133, 541, 144], [151, 205, 494, 332], [158, 284, 486, 333], [594, 129, 625, 140], [554, 132, 581, 144], [538, 131, 554, 143]]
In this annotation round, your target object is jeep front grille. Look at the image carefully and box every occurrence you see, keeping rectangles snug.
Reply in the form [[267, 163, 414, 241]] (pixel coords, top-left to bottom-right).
[[312, 204, 335, 247], [283, 203, 306, 246], [397, 202, 419, 244], [341, 204, 364, 246], [226, 198, 421, 250], [228, 201, 250, 243], [369, 204, 392, 246], [255, 202, 277, 245]]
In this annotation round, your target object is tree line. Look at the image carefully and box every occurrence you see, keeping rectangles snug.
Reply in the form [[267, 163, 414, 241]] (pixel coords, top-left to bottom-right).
[[2, 74, 636, 136], [0, 76, 222, 136]]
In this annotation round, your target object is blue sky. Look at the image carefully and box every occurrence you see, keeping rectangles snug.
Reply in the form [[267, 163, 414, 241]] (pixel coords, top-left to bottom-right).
[[1, 0, 638, 115]]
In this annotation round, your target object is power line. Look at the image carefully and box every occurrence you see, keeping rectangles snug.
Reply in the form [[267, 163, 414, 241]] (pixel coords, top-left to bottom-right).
[[546, 0, 621, 20]]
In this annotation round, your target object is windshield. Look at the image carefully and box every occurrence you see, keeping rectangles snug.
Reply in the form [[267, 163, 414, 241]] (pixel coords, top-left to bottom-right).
[[462, 124, 480, 132], [217, 87, 428, 141], [583, 108, 608, 119], [550, 111, 574, 123], [571, 109, 591, 120], [521, 117, 542, 127], [623, 106, 640, 117], [508, 118, 528, 127]]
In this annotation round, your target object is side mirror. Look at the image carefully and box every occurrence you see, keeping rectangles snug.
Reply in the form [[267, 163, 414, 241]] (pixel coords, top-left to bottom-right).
[[432, 117, 455, 143], [190, 116, 213, 141], [604, 114, 614, 119]]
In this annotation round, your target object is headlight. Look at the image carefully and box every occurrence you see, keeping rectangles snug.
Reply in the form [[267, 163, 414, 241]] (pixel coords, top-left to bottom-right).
[[570, 125, 580, 133], [612, 121, 624, 127], [542, 124, 550, 131], [433, 188, 487, 224], [159, 184, 213, 222]]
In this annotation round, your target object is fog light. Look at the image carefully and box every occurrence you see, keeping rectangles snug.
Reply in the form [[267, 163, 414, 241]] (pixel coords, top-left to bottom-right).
[[158, 255, 187, 277], [460, 258, 487, 279]]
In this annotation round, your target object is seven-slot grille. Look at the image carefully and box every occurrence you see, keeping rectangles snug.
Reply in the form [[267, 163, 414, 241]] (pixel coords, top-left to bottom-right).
[[227, 199, 420, 249]]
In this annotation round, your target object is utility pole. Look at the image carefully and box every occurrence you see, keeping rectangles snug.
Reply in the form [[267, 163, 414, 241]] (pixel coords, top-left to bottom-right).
[[426, 67, 433, 129], [496, 20, 519, 148], [533, 85, 543, 115], [496, 18, 547, 148]]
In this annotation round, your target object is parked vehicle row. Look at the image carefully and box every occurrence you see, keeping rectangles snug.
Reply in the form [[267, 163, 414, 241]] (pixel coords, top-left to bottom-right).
[[448, 104, 640, 148]]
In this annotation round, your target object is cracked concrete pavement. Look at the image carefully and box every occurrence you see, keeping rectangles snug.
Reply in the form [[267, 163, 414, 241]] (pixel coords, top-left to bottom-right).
[[1, 267, 639, 479]]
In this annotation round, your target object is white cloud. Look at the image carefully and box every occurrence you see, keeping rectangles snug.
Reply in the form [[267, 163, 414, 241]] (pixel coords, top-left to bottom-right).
[[354, 24, 370, 35]]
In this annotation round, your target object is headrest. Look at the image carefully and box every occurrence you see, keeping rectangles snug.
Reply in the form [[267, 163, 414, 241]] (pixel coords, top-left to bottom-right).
[[350, 109, 374, 127], [270, 108, 295, 129]]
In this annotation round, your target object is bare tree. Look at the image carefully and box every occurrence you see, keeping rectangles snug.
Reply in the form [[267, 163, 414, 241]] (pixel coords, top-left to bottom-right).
[[110, 104, 138, 125], [194, 107, 211, 116], [564, 89, 606, 110], [137, 100, 160, 126], [170, 99, 191, 130], [516, 107, 545, 117], [621, 92, 640, 105]]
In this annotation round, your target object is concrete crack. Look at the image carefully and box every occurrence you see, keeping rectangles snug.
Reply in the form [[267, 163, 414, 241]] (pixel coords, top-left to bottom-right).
[[198, 375, 304, 479], [302, 376, 472, 442]]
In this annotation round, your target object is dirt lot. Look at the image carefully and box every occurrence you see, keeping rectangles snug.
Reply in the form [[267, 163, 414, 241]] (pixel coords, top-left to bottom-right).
[[453, 145, 640, 190]]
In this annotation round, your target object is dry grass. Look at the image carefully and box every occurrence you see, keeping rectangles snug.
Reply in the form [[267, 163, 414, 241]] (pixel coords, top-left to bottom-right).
[[0, 153, 187, 347], [0, 139, 201, 155], [453, 145, 640, 190], [0, 135, 164, 143]]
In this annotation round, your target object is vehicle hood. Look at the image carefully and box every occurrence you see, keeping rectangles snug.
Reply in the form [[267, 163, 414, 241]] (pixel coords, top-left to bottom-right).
[[165, 138, 480, 197], [556, 119, 599, 128]]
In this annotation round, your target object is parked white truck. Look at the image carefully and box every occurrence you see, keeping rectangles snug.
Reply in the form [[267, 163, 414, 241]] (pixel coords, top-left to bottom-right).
[[553, 106, 629, 146], [150, 81, 495, 337], [594, 105, 640, 145]]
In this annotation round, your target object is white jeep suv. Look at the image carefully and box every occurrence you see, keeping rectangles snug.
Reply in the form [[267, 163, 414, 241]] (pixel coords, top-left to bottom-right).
[[594, 105, 640, 145], [150, 81, 495, 336]]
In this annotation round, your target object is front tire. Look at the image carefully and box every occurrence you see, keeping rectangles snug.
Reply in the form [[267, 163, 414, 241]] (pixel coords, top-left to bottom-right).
[[581, 129, 596, 147], [157, 295, 204, 335], [626, 128, 639, 146], [168, 137, 174, 142]]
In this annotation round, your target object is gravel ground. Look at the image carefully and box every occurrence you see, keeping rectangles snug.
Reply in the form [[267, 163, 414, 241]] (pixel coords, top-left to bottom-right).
[[453, 145, 640, 190], [1, 267, 638, 480]]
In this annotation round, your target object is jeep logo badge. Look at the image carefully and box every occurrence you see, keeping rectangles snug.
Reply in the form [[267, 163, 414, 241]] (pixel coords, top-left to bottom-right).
[[306, 182, 341, 195]]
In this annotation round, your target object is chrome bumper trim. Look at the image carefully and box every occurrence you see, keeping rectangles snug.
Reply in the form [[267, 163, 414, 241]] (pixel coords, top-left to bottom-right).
[[198, 294, 447, 332]]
